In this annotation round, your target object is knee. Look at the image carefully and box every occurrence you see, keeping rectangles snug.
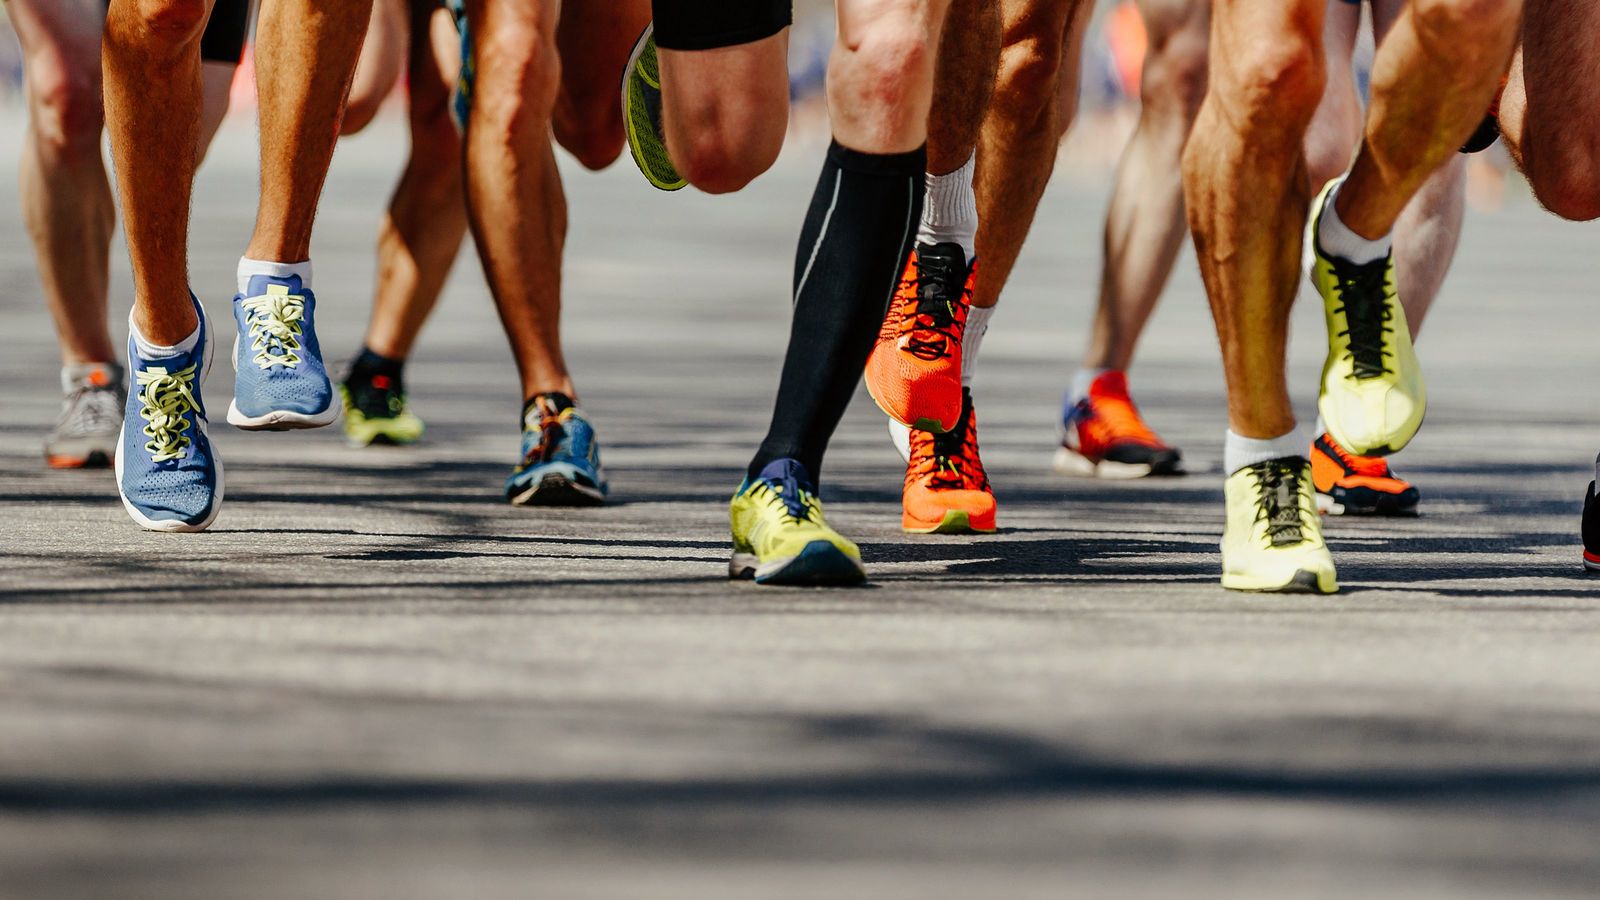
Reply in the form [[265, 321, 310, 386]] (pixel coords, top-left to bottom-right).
[[1141, 28, 1209, 120], [833, 16, 934, 126], [114, 0, 211, 49], [25, 62, 103, 163], [675, 127, 777, 195], [555, 112, 623, 172], [1411, 0, 1522, 45], [1529, 158, 1600, 222], [473, 22, 561, 133], [1226, 35, 1325, 134], [991, 28, 1067, 127]]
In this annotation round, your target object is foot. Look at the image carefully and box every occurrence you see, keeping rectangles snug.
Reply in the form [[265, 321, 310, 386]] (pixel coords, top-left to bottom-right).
[[340, 365, 424, 448], [1309, 182, 1426, 457], [622, 24, 687, 192], [730, 458, 866, 585], [444, 0, 473, 132], [1221, 456, 1338, 594], [228, 275, 341, 431], [116, 299, 223, 532], [45, 363, 125, 469], [1311, 432, 1419, 516], [898, 388, 997, 534], [1055, 371, 1183, 478], [864, 243, 973, 433], [505, 392, 607, 506]]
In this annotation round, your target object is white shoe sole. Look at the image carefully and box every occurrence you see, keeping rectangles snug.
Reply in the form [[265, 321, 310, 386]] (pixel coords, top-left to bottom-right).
[[1052, 446, 1152, 480]]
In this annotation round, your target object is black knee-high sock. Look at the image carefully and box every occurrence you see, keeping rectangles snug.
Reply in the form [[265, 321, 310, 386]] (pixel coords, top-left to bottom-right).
[[748, 140, 926, 486]]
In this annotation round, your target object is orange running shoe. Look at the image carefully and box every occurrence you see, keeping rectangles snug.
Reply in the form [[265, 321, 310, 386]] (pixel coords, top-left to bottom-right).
[[1054, 371, 1182, 479], [865, 242, 973, 434], [1310, 432, 1419, 516], [903, 388, 997, 534]]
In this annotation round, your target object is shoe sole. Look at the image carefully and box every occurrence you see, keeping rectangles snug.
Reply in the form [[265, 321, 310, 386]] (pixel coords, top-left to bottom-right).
[[508, 472, 606, 508], [730, 541, 867, 586], [1584, 551, 1600, 573], [621, 25, 687, 192], [46, 451, 112, 469], [1221, 569, 1338, 595], [115, 331, 223, 533], [1316, 489, 1419, 518], [1053, 446, 1183, 480], [903, 510, 998, 535]]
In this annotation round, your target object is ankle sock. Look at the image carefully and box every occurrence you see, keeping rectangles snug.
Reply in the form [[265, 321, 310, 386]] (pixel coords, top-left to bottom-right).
[[1316, 179, 1392, 265], [1224, 428, 1306, 475], [918, 152, 978, 261], [238, 257, 313, 295], [130, 312, 201, 361], [962, 304, 994, 388], [748, 140, 926, 485]]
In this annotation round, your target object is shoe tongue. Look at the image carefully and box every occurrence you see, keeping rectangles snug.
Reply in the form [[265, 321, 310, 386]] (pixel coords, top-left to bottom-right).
[[758, 458, 814, 490], [917, 241, 969, 268], [245, 274, 306, 298], [523, 392, 575, 428], [1090, 370, 1129, 399]]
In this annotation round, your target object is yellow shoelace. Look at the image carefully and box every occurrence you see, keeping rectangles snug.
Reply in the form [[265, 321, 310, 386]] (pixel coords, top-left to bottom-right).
[[135, 364, 199, 463], [241, 285, 305, 369]]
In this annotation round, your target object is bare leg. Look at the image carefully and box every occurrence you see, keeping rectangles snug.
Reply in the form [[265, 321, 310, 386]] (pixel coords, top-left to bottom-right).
[[104, 0, 217, 344], [247, 0, 376, 264], [12, 0, 117, 364], [1333, 0, 1520, 239], [463, 0, 574, 400], [971, 0, 1091, 309], [552, 0, 652, 171], [343, 0, 409, 136], [362, 3, 469, 360], [928, 0, 1000, 174], [1498, 1, 1600, 221], [1183, 0, 1326, 439], [198, 61, 238, 153], [1084, 0, 1208, 371], [658, 35, 791, 194]]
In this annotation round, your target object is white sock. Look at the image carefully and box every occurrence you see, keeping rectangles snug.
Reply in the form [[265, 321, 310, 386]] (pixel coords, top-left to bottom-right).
[[237, 257, 313, 295], [1224, 428, 1307, 476], [962, 304, 994, 388], [1316, 179, 1392, 265], [918, 153, 978, 260], [1070, 368, 1109, 404], [129, 311, 201, 361]]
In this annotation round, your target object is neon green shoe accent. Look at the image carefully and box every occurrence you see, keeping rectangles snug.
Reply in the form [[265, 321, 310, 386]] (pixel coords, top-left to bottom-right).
[[135, 364, 200, 463], [240, 285, 306, 370], [1309, 181, 1426, 457], [623, 25, 688, 192], [339, 385, 425, 447], [729, 478, 865, 586], [1220, 457, 1338, 594]]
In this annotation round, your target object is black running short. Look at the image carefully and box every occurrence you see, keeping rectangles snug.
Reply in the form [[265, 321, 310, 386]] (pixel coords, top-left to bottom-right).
[[653, 0, 792, 52], [98, 0, 250, 64]]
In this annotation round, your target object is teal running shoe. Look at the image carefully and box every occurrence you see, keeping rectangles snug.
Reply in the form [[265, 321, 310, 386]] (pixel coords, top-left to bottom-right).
[[446, 0, 473, 132], [506, 392, 607, 506]]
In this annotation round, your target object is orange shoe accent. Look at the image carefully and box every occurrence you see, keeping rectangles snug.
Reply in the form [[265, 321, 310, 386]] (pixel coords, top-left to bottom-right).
[[865, 243, 974, 433], [1056, 371, 1181, 478], [1310, 432, 1419, 516], [902, 389, 997, 534]]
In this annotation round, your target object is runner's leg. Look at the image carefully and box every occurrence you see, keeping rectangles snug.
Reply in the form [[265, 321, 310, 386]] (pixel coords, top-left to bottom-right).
[[553, 0, 652, 170], [1497, 0, 1600, 221], [343, 0, 410, 135]]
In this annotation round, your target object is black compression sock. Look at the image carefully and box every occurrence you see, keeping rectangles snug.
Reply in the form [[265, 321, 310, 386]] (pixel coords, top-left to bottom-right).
[[747, 140, 926, 486]]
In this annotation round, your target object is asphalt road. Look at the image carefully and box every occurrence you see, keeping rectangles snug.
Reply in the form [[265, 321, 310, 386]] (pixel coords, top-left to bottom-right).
[[2, 117, 1600, 898]]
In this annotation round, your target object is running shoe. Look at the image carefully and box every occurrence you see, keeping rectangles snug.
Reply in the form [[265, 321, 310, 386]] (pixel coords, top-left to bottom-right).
[[901, 388, 997, 534], [1309, 181, 1426, 457], [1311, 431, 1419, 516], [340, 367, 424, 448], [445, 0, 473, 132], [729, 458, 866, 585], [622, 24, 687, 191], [1583, 460, 1600, 573], [506, 392, 607, 506], [228, 275, 340, 430], [116, 298, 223, 532], [1055, 371, 1183, 478], [45, 363, 125, 468], [865, 243, 973, 433], [1221, 456, 1338, 594]]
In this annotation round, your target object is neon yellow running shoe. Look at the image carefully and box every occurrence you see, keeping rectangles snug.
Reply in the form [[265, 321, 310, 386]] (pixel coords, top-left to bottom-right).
[[339, 376, 423, 448], [1221, 456, 1338, 594], [621, 24, 687, 192], [1309, 181, 1425, 457], [730, 458, 866, 586]]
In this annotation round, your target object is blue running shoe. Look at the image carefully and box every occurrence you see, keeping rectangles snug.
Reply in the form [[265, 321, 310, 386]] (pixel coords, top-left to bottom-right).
[[227, 274, 341, 430], [116, 297, 224, 532], [445, 0, 473, 132], [505, 392, 607, 506]]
